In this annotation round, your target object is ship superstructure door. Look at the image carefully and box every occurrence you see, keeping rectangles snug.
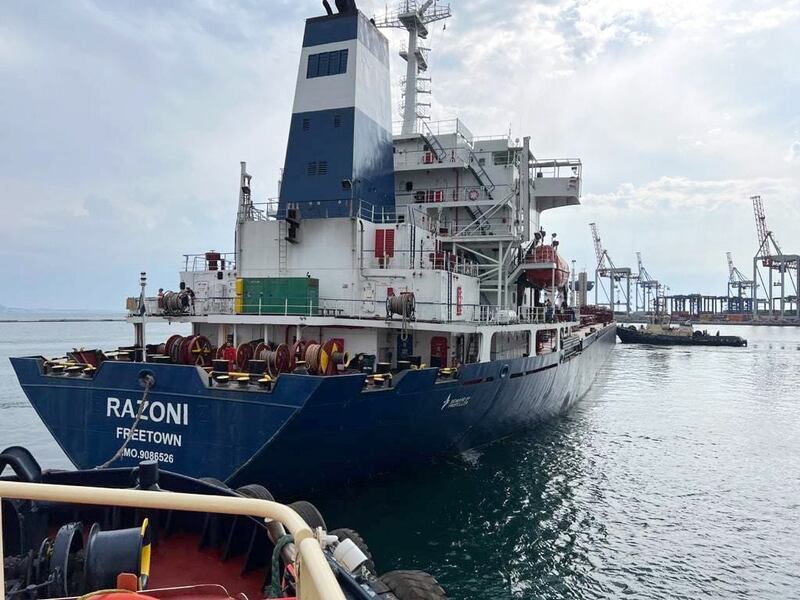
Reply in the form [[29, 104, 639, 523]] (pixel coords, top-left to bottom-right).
[[430, 335, 448, 368]]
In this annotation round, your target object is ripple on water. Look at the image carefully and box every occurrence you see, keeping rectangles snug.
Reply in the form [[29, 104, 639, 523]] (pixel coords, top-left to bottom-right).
[[2, 323, 800, 599]]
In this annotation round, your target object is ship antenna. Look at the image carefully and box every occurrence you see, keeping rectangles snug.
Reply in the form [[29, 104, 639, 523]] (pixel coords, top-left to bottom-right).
[[374, 1, 451, 134]]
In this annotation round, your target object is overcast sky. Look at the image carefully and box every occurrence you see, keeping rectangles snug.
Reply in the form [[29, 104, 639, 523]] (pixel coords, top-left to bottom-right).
[[1, 0, 798, 309]]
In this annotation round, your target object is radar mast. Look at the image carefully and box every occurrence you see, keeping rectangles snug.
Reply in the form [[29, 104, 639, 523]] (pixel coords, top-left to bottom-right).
[[375, 1, 451, 134]]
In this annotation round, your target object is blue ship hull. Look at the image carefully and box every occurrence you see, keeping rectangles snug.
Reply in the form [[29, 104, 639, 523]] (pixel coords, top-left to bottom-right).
[[10, 324, 615, 496]]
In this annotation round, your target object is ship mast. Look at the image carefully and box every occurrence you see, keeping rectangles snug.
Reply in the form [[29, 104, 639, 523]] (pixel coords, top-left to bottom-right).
[[375, 1, 451, 134]]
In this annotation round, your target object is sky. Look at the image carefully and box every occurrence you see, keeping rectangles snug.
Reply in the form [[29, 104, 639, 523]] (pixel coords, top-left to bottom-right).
[[1, 0, 798, 309]]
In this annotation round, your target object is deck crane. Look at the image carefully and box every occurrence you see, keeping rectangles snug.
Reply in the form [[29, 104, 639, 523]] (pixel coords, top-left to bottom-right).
[[634, 252, 660, 313], [726, 252, 755, 313], [750, 195, 799, 319], [589, 223, 632, 314]]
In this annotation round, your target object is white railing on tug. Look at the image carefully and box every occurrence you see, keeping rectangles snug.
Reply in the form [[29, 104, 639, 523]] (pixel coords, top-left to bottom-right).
[[0, 481, 346, 600], [137, 295, 578, 326]]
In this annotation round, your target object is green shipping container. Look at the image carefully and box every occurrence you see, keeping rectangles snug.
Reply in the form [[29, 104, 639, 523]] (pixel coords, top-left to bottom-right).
[[239, 277, 319, 316]]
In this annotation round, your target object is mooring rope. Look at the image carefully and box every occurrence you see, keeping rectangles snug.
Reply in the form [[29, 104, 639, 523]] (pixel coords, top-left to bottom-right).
[[96, 376, 153, 469]]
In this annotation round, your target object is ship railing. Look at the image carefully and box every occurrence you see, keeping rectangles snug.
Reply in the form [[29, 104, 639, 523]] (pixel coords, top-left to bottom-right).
[[532, 158, 582, 180], [132, 294, 578, 326], [0, 481, 347, 600], [441, 214, 521, 239], [244, 199, 400, 224], [393, 118, 474, 142], [362, 249, 481, 277], [463, 305, 579, 325], [396, 184, 512, 205], [394, 144, 474, 169], [182, 252, 236, 273]]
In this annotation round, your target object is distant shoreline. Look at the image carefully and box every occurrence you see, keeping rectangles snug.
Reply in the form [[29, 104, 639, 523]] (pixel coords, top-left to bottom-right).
[[0, 318, 125, 323]]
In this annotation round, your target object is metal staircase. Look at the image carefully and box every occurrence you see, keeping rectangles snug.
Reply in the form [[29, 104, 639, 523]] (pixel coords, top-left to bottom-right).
[[452, 191, 515, 239], [421, 120, 447, 162], [467, 147, 496, 199], [463, 147, 497, 226]]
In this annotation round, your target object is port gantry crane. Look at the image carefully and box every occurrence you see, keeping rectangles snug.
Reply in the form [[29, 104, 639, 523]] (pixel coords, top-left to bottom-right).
[[726, 251, 755, 313], [590, 222, 632, 314], [634, 252, 660, 314], [751, 195, 799, 319]]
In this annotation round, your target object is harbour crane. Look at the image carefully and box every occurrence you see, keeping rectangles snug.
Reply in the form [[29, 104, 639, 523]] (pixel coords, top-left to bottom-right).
[[589, 223, 632, 314], [726, 251, 755, 313], [634, 252, 660, 313], [750, 195, 799, 319]]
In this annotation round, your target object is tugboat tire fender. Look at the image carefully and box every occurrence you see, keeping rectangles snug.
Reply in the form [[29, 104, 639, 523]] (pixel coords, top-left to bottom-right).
[[378, 570, 447, 599], [330, 527, 376, 574], [235, 483, 274, 501], [287, 500, 326, 530]]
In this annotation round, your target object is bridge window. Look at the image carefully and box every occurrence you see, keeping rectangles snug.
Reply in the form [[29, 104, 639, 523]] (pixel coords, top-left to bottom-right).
[[493, 151, 512, 166], [307, 49, 349, 78]]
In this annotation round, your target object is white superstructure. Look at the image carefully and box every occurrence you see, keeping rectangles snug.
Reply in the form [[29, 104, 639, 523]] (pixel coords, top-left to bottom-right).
[[129, 2, 587, 371]]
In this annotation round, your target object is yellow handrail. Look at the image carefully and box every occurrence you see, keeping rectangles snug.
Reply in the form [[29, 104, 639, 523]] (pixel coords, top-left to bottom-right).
[[0, 481, 346, 600]]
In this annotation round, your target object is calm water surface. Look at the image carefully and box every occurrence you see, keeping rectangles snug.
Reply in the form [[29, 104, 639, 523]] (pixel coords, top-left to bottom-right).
[[1, 322, 799, 599]]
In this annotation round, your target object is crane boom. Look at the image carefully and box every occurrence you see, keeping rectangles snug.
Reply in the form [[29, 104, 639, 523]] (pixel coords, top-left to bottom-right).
[[752, 195, 769, 253], [726, 251, 736, 282], [589, 223, 606, 271]]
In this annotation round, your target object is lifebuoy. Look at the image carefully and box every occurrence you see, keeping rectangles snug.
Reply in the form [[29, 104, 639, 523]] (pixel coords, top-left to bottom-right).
[[468, 188, 479, 201]]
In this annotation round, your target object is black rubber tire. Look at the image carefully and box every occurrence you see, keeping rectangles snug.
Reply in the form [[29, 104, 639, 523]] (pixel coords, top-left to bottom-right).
[[330, 528, 376, 574], [235, 483, 274, 501], [379, 570, 447, 600], [288, 500, 326, 530]]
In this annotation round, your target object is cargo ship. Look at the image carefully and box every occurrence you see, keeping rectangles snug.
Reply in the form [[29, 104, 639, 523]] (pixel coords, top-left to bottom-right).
[[10, 0, 616, 496]]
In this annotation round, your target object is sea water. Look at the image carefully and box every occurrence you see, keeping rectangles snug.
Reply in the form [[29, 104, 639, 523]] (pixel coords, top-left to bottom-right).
[[1, 321, 799, 599]]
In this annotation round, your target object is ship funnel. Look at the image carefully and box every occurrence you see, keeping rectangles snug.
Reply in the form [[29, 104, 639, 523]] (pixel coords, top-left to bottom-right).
[[278, 9, 395, 220]]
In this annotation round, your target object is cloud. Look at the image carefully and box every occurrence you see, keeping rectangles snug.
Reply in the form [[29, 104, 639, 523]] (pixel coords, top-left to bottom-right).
[[582, 175, 797, 212], [786, 141, 800, 162], [543, 173, 800, 295], [0, 0, 799, 307]]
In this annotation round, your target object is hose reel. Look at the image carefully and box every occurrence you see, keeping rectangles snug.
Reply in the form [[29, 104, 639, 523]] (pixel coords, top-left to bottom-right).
[[304, 340, 349, 375], [3, 520, 151, 598], [254, 343, 292, 375]]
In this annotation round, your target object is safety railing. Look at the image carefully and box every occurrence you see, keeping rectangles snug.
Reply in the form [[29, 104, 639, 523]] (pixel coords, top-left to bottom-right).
[[393, 144, 474, 168], [362, 249, 480, 276], [440, 214, 521, 239], [532, 158, 582, 179], [182, 252, 236, 273], [463, 305, 577, 325], [393, 118, 474, 142], [132, 294, 579, 327], [243, 198, 400, 224], [0, 481, 346, 600]]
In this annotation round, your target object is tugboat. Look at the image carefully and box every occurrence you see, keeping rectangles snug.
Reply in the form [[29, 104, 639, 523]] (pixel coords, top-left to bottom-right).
[[616, 319, 747, 347], [10, 0, 617, 495], [1, 445, 446, 600]]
